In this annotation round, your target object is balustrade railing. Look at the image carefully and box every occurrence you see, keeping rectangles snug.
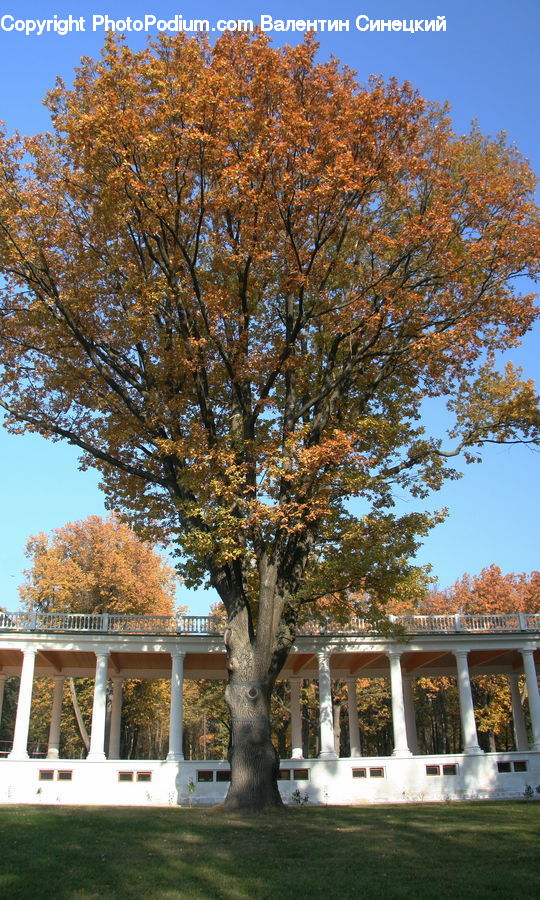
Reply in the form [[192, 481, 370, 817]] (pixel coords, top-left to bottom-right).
[[384, 614, 458, 633], [0, 610, 538, 636]]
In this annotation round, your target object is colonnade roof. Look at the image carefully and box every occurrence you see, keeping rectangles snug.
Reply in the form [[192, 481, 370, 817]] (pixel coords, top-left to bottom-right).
[[0, 632, 538, 680]]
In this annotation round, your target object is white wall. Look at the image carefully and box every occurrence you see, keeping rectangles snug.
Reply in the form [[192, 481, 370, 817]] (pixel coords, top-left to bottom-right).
[[1, 752, 539, 807]]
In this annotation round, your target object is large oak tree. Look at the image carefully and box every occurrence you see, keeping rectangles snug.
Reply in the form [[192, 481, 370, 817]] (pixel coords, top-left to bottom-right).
[[0, 33, 539, 809]]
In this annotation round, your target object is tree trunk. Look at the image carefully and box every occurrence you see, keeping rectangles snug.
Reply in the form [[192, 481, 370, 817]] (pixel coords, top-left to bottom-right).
[[223, 675, 283, 811], [69, 678, 90, 753], [222, 625, 284, 812]]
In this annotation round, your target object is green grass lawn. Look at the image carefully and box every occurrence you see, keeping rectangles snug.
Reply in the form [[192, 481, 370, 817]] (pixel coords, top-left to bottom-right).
[[1, 802, 539, 899]]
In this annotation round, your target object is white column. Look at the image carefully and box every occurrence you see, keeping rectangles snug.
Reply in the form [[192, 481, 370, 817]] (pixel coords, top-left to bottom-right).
[[9, 648, 37, 760], [388, 650, 412, 757], [289, 677, 303, 759], [167, 651, 185, 762], [347, 678, 361, 757], [87, 651, 109, 761], [0, 674, 6, 728], [454, 650, 482, 754], [509, 673, 529, 752], [318, 651, 338, 759], [521, 648, 540, 751], [403, 675, 419, 755], [108, 677, 123, 759], [46, 676, 65, 759]]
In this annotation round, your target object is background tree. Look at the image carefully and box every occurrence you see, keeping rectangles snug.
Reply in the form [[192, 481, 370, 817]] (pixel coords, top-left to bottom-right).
[[18, 515, 178, 759], [20, 514, 177, 615], [183, 679, 230, 761], [418, 565, 540, 615], [0, 32, 539, 810]]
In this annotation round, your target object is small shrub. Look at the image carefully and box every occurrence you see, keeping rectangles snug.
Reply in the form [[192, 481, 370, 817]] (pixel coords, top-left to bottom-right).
[[523, 784, 534, 800], [291, 789, 309, 805]]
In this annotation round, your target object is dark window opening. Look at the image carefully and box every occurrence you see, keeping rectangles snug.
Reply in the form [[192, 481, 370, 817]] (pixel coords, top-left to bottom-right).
[[197, 770, 214, 783], [118, 771, 134, 782]]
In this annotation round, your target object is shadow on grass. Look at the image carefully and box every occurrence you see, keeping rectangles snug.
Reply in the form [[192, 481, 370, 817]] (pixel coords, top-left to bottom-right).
[[0, 802, 539, 899]]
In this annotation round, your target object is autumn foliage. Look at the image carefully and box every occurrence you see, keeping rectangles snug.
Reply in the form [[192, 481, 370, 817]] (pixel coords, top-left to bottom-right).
[[419, 565, 540, 615], [20, 515, 176, 616], [0, 34, 538, 613], [10, 515, 177, 759]]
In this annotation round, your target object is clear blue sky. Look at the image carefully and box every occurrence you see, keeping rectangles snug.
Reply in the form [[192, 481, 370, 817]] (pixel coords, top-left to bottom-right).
[[1, 1, 539, 613]]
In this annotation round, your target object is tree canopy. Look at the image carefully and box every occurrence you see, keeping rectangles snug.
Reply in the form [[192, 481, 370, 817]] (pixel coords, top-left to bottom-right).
[[416, 564, 540, 616], [16, 514, 177, 759], [20, 514, 176, 615], [0, 32, 538, 808]]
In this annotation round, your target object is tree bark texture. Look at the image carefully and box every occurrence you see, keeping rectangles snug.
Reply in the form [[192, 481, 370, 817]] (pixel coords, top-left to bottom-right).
[[69, 678, 90, 753], [221, 618, 286, 811]]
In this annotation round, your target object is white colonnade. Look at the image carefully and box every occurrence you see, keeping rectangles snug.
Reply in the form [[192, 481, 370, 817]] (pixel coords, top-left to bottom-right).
[[317, 651, 338, 759], [522, 648, 540, 751], [306, 646, 540, 759], [46, 676, 65, 760], [1, 639, 539, 762], [8, 648, 37, 760], [166, 650, 185, 762], [2, 647, 187, 763]]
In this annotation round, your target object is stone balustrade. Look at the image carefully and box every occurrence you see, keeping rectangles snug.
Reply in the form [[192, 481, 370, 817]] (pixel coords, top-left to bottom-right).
[[1, 610, 539, 635]]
